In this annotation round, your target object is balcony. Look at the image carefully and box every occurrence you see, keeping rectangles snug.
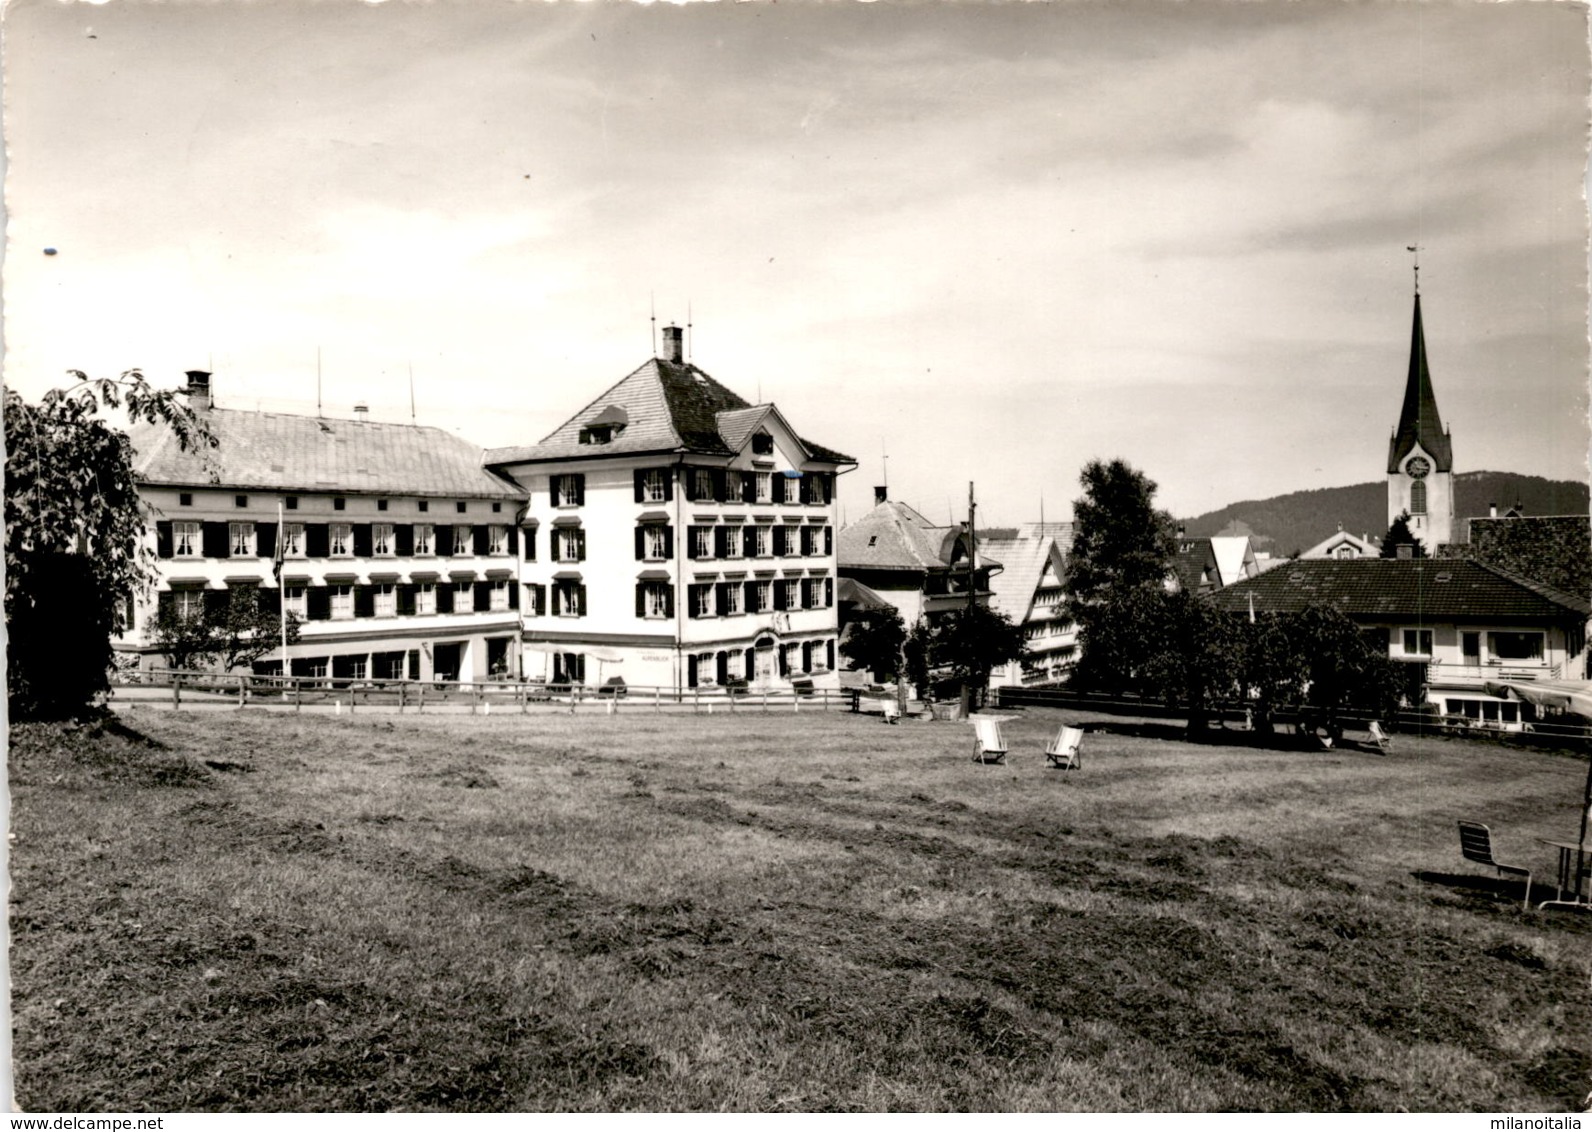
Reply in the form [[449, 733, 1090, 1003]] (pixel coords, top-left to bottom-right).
[[1421, 660, 1560, 686]]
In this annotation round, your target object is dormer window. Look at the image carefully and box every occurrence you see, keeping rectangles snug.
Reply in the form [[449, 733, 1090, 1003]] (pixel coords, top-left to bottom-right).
[[580, 405, 629, 445], [579, 423, 624, 445], [752, 432, 775, 456]]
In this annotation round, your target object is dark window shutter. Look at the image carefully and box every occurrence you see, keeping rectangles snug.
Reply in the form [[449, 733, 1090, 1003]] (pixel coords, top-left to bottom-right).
[[688, 655, 699, 687], [636, 583, 646, 618], [745, 647, 756, 678], [576, 529, 587, 562], [353, 524, 373, 558], [825, 577, 834, 607], [354, 585, 375, 619], [550, 478, 562, 508], [407, 650, 420, 680], [773, 526, 787, 556], [715, 527, 729, 558], [777, 647, 789, 677], [802, 642, 814, 671], [635, 527, 646, 561], [535, 583, 546, 616], [712, 469, 727, 503], [203, 589, 227, 619], [468, 525, 485, 555], [395, 525, 414, 556], [258, 587, 279, 616], [307, 586, 331, 621], [306, 524, 330, 558], [256, 523, 277, 559], [715, 584, 729, 617], [573, 475, 585, 506], [716, 652, 729, 685], [743, 527, 757, 557], [664, 584, 674, 618], [158, 591, 175, 621], [827, 640, 836, 670], [663, 469, 674, 502], [743, 580, 756, 612], [742, 474, 756, 504], [475, 581, 490, 612], [397, 584, 416, 616], [577, 584, 588, 616], [663, 525, 674, 560], [825, 527, 833, 555], [508, 583, 520, 610], [634, 469, 647, 503], [437, 584, 454, 614], [799, 474, 811, 504], [507, 527, 519, 554], [523, 527, 536, 561], [156, 521, 173, 558], [203, 521, 229, 558]]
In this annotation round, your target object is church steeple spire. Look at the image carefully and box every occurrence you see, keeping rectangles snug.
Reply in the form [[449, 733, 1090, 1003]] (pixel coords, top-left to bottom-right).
[[1386, 289, 1453, 474]]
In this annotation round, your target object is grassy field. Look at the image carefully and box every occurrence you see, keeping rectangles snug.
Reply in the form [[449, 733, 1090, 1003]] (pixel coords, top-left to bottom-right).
[[10, 705, 1591, 1112]]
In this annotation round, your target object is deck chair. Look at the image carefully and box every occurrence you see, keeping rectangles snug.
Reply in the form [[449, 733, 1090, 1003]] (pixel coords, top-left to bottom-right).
[[1045, 725, 1083, 770], [1457, 821, 1533, 911], [881, 699, 901, 725], [972, 718, 1007, 764], [1368, 721, 1392, 754]]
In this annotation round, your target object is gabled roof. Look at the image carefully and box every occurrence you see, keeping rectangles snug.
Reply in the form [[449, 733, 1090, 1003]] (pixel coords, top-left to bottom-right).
[[1387, 293, 1453, 473], [981, 524, 1071, 622], [1172, 538, 1220, 593], [1209, 536, 1258, 586], [129, 408, 525, 499], [837, 576, 895, 612], [1209, 557, 1590, 621], [483, 356, 854, 467]]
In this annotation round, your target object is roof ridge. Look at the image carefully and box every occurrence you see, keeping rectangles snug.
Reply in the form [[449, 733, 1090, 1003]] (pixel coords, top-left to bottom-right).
[[1460, 556, 1591, 612]]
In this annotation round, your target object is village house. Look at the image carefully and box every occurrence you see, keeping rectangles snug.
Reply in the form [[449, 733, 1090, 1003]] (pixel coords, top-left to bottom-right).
[[483, 326, 854, 692], [119, 371, 529, 683], [1211, 557, 1590, 729], [835, 487, 996, 631], [980, 523, 1077, 689]]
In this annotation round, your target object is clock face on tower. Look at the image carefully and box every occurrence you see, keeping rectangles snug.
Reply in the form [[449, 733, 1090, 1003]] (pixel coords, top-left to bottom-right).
[[1405, 456, 1431, 480]]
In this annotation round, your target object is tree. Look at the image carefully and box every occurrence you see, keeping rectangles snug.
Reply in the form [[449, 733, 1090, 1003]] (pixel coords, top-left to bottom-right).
[[839, 607, 907, 683], [1143, 588, 1243, 737], [1289, 605, 1404, 742], [1380, 511, 1425, 558], [152, 587, 301, 673], [1236, 609, 1307, 735], [902, 605, 1026, 708], [5, 371, 214, 720], [1063, 459, 1178, 696]]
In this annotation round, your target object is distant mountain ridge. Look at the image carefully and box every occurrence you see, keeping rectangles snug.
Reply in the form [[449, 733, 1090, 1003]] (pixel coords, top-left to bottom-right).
[[1181, 472, 1589, 558]]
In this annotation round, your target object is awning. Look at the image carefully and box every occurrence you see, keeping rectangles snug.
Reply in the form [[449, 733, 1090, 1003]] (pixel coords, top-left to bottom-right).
[[485, 568, 514, 579], [323, 572, 357, 583], [448, 569, 478, 581], [552, 570, 583, 580], [368, 571, 401, 582], [223, 575, 263, 586], [408, 570, 440, 581], [279, 573, 312, 585], [637, 510, 671, 523], [167, 577, 211, 589], [553, 516, 584, 528], [637, 569, 671, 581]]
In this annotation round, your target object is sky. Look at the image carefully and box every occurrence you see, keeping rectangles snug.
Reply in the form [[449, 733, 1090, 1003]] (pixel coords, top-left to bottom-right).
[[4, 0, 1589, 526]]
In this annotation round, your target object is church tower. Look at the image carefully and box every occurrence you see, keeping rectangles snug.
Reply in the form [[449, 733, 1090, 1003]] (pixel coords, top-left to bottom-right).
[[1386, 281, 1454, 549]]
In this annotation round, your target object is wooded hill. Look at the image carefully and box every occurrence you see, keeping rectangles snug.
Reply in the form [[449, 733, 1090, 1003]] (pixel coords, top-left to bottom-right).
[[1180, 472, 1589, 558]]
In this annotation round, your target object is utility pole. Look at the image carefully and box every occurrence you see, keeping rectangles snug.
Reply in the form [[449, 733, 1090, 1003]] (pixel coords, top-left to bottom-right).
[[961, 481, 978, 717]]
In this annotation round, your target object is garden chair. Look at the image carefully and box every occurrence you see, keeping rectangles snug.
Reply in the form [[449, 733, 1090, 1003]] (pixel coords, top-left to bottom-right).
[[1045, 725, 1083, 770], [881, 699, 901, 725], [1368, 721, 1392, 754], [972, 718, 1007, 764], [1457, 820, 1533, 911]]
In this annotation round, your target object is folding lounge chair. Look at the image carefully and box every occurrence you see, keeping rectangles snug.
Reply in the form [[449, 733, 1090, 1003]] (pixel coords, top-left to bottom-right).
[[1045, 725, 1083, 770], [1457, 820, 1532, 911], [1368, 721, 1392, 754], [881, 699, 901, 725], [972, 718, 1007, 764]]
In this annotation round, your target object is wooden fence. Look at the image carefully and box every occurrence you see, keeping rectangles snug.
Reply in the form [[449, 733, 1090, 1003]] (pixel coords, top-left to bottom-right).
[[115, 668, 859, 716]]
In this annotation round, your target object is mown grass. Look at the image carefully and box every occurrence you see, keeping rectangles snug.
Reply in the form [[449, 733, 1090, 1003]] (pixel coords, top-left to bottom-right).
[[10, 706, 1591, 1111]]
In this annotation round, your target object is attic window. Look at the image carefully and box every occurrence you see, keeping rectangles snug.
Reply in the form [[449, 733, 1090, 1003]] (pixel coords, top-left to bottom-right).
[[868, 536, 878, 547], [752, 432, 775, 456], [1434, 572, 1452, 583], [579, 423, 625, 445]]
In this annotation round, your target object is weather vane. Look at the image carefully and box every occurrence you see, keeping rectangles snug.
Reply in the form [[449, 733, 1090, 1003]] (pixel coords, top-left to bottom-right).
[[1406, 244, 1422, 294]]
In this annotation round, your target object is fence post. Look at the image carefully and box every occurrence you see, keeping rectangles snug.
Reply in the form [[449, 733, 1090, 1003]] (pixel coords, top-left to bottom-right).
[[655, 687, 661, 714], [417, 683, 424, 714], [694, 688, 700, 715], [172, 672, 181, 711], [294, 677, 301, 712], [398, 683, 406, 713], [762, 690, 768, 714]]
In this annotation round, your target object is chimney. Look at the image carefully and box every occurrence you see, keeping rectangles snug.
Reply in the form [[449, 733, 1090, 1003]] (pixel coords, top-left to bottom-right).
[[1176, 525, 1186, 539], [1489, 503, 1497, 519], [354, 402, 369, 419], [1396, 543, 1414, 559], [661, 324, 684, 364], [874, 485, 888, 504], [184, 370, 212, 412]]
